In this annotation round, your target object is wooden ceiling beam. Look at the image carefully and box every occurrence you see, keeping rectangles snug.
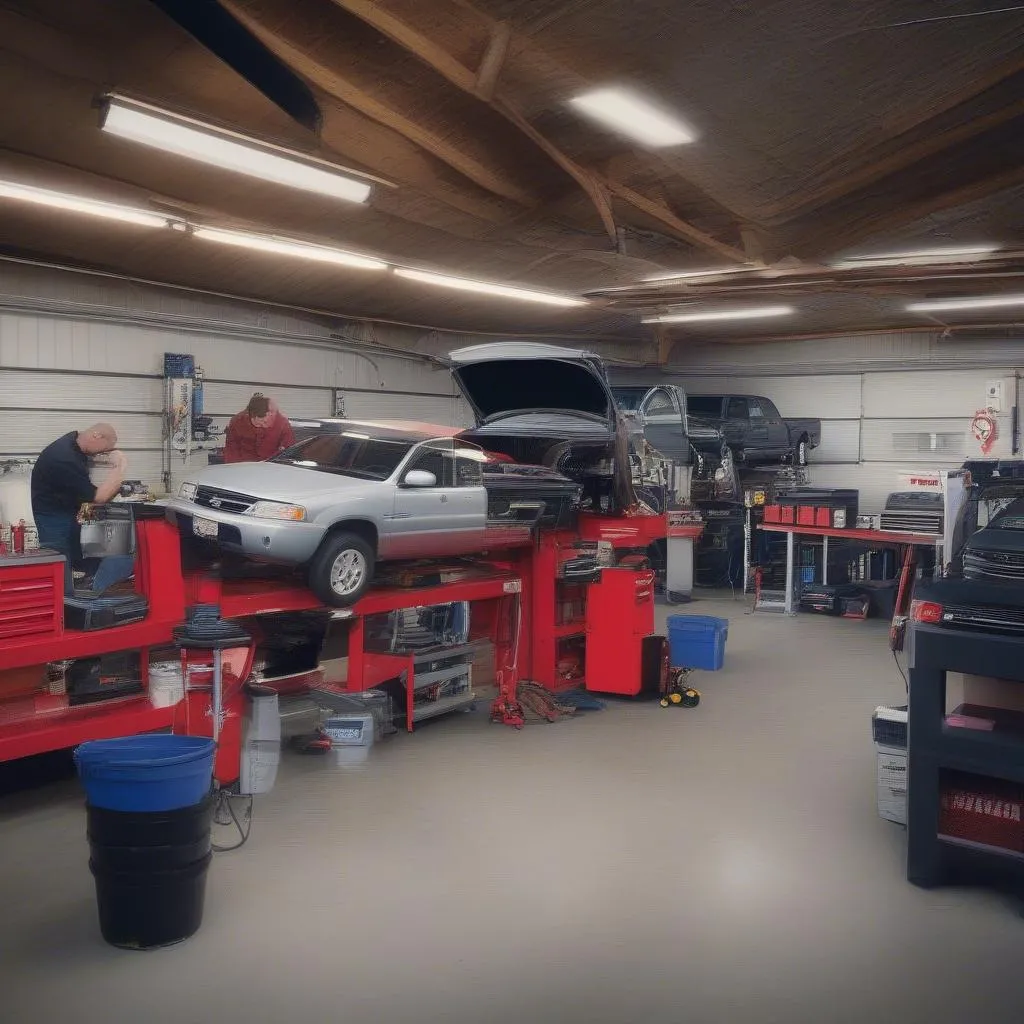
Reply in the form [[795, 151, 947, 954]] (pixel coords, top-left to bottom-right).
[[795, 163, 1024, 260], [604, 181, 747, 263], [223, 1, 536, 205], [770, 97, 1024, 223], [476, 20, 511, 100], [327, 0, 744, 258]]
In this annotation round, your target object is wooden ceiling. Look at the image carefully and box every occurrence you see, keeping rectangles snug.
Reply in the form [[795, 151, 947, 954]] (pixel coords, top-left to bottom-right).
[[0, 0, 1023, 350]]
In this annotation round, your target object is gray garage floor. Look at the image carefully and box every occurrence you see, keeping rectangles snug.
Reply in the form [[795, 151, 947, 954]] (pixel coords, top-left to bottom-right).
[[1, 595, 1022, 1024]]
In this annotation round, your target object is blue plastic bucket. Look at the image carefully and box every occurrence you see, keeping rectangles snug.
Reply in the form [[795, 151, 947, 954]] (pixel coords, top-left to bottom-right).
[[667, 614, 729, 671], [74, 735, 216, 813]]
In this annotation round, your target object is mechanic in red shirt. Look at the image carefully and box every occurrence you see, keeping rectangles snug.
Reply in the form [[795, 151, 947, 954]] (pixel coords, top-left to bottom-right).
[[223, 393, 295, 463]]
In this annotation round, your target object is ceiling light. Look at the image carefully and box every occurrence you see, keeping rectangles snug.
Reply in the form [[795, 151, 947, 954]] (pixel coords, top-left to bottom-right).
[[100, 95, 373, 204], [643, 266, 754, 282], [907, 294, 1024, 313], [0, 179, 173, 228], [393, 268, 585, 307], [832, 245, 998, 269], [192, 226, 387, 270], [643, 305, 794, 324], [569, 88, 696, 147]]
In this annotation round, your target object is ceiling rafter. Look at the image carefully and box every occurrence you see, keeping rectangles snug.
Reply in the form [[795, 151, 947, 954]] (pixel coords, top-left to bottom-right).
[[222, 0, 538, 206], [769, 97, 1024, 224], [326, 0, 744, 258], [475, 20, 511, 100], [765, 54, 1024, 222]]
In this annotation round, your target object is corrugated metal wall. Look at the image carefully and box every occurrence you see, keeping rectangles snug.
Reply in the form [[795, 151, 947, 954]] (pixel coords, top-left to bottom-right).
[[662, 334, 1022, 512], [0, 262, 471, 505]]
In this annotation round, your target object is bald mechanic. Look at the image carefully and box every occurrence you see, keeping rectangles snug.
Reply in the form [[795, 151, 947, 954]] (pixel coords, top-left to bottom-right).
[[31, 423, 127, 594]]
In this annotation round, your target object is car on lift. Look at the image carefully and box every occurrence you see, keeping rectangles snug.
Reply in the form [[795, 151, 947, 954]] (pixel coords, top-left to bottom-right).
[[166, 421, 581, 606], [685, 393, 821, 466]]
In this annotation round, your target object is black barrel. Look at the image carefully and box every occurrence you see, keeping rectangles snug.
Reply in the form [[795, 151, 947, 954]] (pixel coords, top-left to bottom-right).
[[85, 795, 215, 949], [86, 793, 214, 847], [89, 853, 212, 950]]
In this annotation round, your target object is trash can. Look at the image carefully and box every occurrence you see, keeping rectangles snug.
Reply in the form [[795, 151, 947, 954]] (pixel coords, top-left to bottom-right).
[[75, 737, 217, 949], [74, 734, 216, 812]]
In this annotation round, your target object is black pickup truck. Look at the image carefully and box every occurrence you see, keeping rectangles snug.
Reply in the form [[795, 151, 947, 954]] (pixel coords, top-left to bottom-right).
[[685, 394, 821, 466]]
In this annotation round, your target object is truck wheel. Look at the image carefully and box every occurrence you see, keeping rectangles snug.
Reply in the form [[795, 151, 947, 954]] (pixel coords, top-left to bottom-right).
[[795, 437, 809, 466], [308, 532, 375, 607]]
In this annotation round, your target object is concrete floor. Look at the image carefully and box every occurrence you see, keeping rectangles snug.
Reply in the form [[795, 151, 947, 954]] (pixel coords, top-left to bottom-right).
[[2, 595, 1023, 1023]]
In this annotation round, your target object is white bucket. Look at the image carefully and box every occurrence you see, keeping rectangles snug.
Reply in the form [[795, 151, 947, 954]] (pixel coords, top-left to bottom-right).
[[148, 661, 185, 708]]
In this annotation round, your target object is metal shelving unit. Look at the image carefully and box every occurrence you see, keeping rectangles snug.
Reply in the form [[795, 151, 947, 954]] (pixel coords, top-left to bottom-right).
[[907, 622, 1024, 890]]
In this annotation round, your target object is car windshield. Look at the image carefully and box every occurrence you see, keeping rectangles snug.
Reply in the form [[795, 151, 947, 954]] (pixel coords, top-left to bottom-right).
[[994, 495, 1024, 530], [611, 387, 648, 411], [272, 433, 414, 480], [687, 396, 724, 417]]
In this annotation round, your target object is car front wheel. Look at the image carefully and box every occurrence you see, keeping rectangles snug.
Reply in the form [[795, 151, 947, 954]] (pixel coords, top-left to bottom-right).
[[308, 532, 375, 607]]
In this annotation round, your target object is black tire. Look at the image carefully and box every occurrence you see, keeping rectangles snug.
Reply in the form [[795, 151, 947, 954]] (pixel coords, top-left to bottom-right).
[[308, 531, 375, 607]]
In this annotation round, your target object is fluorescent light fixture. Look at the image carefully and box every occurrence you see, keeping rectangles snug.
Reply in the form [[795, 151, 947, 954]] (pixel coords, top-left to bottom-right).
[[643, 305, 794, 324], [833, 245, 998, 269], [907, 294, 1024, 313], [643, 266, 754, 283], [192, 226, 387, 270], [0, 179, 172, 228], [100, 95, 373, 204], [569, 88, 696, 147], [393, 268, 585, 307]]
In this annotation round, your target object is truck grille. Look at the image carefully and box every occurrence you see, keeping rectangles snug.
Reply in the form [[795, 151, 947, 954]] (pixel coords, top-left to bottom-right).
[[940, 603, 1024, 633], [963, 548, 1024, 582], [194, 486, 256, 515]]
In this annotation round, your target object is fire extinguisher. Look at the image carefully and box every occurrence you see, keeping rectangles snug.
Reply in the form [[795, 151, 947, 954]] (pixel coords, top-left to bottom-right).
[[11, 519, 26, 555]]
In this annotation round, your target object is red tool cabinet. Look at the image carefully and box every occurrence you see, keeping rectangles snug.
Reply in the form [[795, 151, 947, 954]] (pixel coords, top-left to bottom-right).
[[584, 567, 659, 697]]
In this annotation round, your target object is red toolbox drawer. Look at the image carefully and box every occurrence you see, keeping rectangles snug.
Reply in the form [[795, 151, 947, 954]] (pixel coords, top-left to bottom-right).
[[763, 505, 782, 524], [0, 556, 63, 640], [815, 507, 831, 528], [796, 505, 816, 526], [779, 506, 796, 524]]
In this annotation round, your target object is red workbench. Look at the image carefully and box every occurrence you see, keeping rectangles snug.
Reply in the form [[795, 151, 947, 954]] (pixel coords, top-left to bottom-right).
[[0, 506, 667, 760], [759, 522, 942, 615]]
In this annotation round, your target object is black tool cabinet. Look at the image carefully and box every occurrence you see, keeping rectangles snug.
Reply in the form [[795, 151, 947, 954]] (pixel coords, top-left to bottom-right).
[[907, 622, 1024, 890]]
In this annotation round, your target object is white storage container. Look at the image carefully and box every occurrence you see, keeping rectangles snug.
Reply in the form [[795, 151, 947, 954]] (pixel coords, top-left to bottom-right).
[[148, 660, 185, 708], [323, 712, 375, 768], [876, 743, 907, 825]]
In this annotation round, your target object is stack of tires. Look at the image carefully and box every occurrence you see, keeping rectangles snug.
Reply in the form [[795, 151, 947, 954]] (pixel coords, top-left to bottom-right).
[[74, 735, 216, 949]]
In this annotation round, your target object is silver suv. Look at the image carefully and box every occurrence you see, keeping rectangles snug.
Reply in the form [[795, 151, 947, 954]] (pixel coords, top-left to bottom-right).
[[166, 424, 543, 606]]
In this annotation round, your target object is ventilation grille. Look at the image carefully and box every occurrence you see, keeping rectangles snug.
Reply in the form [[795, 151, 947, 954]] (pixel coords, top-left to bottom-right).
[[891, 431, 965, 454]]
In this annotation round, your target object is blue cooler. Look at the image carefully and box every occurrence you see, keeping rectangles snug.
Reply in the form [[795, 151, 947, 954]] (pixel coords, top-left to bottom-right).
[[667, 615, 729, 671]]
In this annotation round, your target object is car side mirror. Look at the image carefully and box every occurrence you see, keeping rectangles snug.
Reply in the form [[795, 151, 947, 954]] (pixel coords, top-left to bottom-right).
[[403, 470, 437, 488]]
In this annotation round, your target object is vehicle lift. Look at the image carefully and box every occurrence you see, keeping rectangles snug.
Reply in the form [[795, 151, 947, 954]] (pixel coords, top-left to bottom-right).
[[0, 505, 679, 786]]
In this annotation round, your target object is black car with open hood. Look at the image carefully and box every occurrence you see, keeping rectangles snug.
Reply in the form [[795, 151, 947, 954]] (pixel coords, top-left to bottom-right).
[[448, 342, 638, 513]]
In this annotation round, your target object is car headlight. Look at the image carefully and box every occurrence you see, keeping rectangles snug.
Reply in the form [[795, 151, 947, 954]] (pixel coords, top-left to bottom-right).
[[179, 482, 198, 501], [246, 501, 306, 521]]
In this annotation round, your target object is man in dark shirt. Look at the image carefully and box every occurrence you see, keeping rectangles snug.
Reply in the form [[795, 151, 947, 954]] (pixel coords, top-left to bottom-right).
[[31, 423, 127, 594]]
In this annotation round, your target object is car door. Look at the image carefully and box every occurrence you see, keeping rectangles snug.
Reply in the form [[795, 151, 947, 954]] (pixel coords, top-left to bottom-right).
[[724, 396, 754, 451], [758, 397, 790, 455], [637, 386, 690, 462], [744, 398, 771, 457], [450, 444, 489, 552], [389, 439, 468, 559]]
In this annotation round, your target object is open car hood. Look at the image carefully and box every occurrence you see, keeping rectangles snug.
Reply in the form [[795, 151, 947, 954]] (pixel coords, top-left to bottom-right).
[[447, 343, 615, 426]]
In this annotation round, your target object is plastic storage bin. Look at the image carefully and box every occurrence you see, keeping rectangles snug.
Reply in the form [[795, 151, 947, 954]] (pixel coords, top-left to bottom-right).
[[74, 735, 216, 812], [667, 614, 729, 671]]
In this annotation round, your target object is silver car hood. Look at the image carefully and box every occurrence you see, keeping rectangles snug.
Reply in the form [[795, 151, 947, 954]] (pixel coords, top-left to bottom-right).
[[447, 342, 615, 427], [189, 461, 374, 500]]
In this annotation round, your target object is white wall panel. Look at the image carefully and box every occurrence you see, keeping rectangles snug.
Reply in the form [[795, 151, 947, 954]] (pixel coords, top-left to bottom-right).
[[341, 390, 472, 427], [0, 369, 164, 412], [862, 370, 1015, 418], [200, 381, 331, 419], [0, 411, 161, 453]]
